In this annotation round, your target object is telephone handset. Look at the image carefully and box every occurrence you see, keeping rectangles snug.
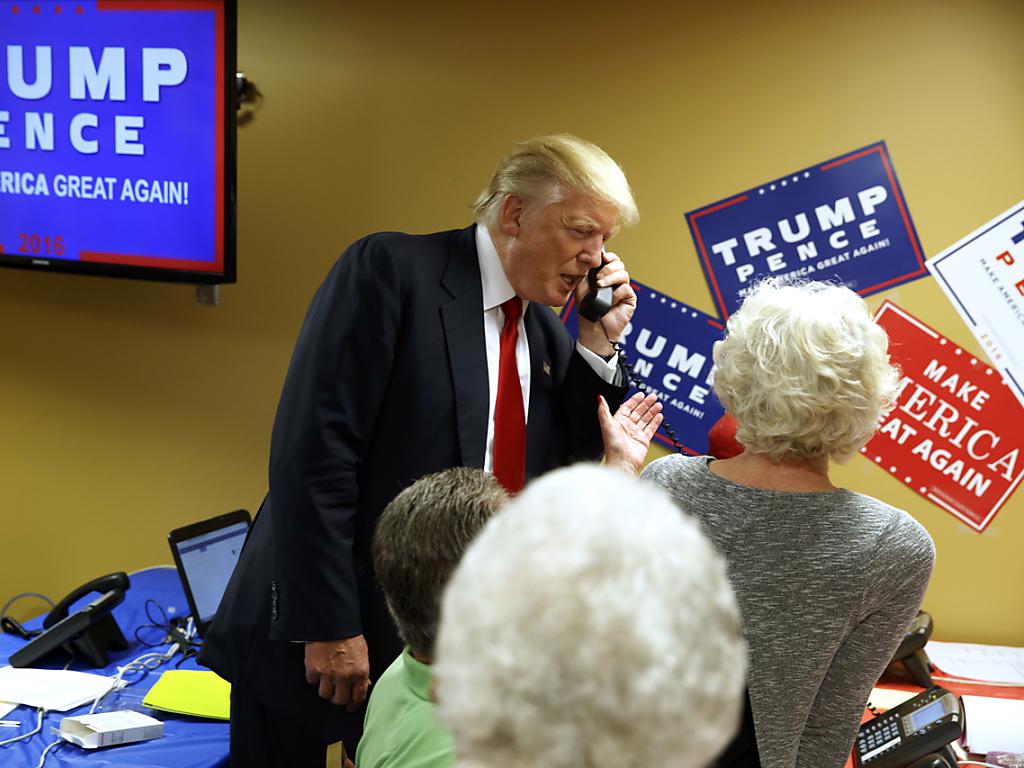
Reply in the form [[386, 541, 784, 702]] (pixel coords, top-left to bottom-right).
[[10, 572, 130, 669], [853, 686, 962, 768], [576, 259, 687, 454], [578, 266, 615, 322], [43, 571, 130, 629]]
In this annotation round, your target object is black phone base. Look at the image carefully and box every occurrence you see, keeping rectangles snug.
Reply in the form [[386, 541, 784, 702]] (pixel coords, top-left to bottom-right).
[[10, 589, 129, 669], [900, 649, 934, 688], [67, 613, 129, 667], [906, 746, 958, 768]]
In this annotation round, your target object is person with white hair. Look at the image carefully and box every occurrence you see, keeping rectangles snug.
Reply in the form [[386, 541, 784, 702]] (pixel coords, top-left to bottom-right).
[[434, 464, 747, 768], [616, 279, 935, 768], [201, 134, 640, 764]]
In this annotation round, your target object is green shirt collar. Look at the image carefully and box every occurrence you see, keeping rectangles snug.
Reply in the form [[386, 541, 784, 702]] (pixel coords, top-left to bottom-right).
[[402, 647, 434, 701]]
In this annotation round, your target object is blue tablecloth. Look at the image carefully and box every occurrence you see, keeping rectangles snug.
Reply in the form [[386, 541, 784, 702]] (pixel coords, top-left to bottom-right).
[[0, 566, 229, 767]]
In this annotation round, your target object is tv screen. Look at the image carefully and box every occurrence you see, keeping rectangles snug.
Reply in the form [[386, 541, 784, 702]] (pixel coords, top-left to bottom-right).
[[0, 0, 236, 284]]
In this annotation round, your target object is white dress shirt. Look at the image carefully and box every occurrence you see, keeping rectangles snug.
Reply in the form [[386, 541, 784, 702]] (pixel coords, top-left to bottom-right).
[[475, 225, 620, 472]]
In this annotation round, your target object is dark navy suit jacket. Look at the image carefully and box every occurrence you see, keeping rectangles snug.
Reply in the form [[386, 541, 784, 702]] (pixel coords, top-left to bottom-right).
[[200, 225, 625, 745]]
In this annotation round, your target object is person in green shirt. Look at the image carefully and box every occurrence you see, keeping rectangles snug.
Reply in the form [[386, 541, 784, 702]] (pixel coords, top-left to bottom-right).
[[356, 468, 508, 768]]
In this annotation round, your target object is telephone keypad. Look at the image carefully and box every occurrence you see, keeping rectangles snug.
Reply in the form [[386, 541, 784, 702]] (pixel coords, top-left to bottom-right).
[[857, 717, 901, 761]]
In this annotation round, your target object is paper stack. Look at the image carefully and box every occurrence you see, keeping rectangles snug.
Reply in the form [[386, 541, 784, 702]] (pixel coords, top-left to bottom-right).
[[0, 666, 118, 712], [927, 641, 1024, 685], [961, 696, 1024, 755]]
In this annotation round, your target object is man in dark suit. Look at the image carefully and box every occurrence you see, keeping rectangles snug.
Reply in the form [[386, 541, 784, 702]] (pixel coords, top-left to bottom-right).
[[199, 134, 640, 766]]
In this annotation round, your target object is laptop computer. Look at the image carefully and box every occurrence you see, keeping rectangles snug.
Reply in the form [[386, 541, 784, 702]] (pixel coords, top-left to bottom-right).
[[168, 509, 251, 638]]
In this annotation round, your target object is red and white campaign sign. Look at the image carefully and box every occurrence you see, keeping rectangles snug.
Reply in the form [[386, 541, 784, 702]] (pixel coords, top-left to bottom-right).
[[925, 201, 1024, 409], [863, 302, 1024, 532]]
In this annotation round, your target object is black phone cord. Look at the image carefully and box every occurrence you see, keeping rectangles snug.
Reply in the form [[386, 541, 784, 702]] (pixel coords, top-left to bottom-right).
[[600, 319, 687, 456]]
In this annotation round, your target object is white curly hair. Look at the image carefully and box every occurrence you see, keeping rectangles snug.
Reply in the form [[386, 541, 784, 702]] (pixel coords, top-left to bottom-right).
[[712, 278, 900, 463], [434, 464, 746, 768]]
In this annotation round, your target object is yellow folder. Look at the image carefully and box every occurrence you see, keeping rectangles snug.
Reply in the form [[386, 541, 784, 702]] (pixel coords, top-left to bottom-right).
[[142, 670, 231, 721]]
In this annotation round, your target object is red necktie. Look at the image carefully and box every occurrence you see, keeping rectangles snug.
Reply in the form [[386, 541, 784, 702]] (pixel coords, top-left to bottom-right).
[[493, 297, 526, 493]]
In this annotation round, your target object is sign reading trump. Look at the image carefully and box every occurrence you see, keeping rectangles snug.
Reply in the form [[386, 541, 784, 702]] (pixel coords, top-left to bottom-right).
[[0, 0, 228, 274], [863, 302, 1024, 532], [687, 141, 926, 320], [562, 279, 726, 455]]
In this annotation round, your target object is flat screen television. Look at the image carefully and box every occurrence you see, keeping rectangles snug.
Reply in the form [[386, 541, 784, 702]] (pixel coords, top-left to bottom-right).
[[0, 0, 236, 284]]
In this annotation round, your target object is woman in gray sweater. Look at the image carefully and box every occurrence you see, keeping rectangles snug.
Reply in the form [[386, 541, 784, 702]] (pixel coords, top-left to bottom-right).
[[603, 279, 935, 768]]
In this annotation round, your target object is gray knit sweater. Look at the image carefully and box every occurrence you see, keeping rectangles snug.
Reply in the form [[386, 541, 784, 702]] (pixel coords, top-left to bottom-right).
[[641, 455, 935, 768]]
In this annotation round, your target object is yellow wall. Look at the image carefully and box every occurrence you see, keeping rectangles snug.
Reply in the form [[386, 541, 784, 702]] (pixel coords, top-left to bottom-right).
[[2, 0, 1022, 645]]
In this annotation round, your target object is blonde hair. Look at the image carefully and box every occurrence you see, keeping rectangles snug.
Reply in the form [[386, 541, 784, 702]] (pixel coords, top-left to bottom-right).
[[473, 134, 639, 229], [435, 465, 745, 768], [712, 279, 899, 463]]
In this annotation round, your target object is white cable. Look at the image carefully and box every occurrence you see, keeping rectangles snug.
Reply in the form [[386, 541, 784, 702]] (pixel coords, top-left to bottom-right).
[[87, 649, 173, 714], [86, 618, 197, 714], [34, 738, 61, 768], [0, 592, 55, 617], [0, 707, 45, 747]]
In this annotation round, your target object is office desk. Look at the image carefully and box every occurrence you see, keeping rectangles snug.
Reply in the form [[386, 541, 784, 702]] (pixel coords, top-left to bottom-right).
[[0, 566, 229, 768]]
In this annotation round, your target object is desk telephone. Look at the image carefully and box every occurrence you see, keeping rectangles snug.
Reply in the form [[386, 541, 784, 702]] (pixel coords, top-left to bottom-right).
[[9, 572, 130, 668], [853, 686, 963, 768]]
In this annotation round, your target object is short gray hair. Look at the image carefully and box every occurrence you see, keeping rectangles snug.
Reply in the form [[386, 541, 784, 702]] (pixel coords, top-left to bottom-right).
[[713, 278, 900, 463], [435, 464, 746, 768], [373, 468, 507, 657], [473, 134, 639, 229]]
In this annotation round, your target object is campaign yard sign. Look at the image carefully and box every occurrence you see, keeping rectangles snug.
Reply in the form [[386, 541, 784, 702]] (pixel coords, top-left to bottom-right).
[[926, 201, 1024, 409], [0, 0, 228, 274], [863, 302, 1024, 532], [561, 279, 726, 455], [687, 141, 926, 320]]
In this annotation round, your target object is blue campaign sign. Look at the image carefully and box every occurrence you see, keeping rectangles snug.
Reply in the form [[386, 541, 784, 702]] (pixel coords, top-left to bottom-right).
[[0, 0, 225, 273], [686, 141, 926, 320], [561, 279, 726, 455]]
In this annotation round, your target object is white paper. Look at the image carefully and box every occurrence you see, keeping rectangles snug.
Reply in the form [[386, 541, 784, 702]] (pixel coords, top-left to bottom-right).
[[0, 701, 18, 719], [925, 201, 1024, 409], [867, 687, 918, 711], [0, 666, 117, 712], [961, 695, 1024, 753], [928, 641, 1024, 685]]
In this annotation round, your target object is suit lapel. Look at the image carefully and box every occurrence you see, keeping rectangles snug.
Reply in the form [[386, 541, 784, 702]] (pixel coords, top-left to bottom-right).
[[524, 305, 554, 480], [440, 226, 489, 469]]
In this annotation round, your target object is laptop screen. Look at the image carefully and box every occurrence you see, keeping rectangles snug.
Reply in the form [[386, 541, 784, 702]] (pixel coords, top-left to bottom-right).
[[172, 520, 249, 626]]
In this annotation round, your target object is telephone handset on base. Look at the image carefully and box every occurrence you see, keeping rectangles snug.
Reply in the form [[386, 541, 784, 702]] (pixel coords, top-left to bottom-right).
[[886, 610, 934, 688], [43, 572, 129, 629], [853, 686, 962, 768], [9, 572, 131, 669]]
